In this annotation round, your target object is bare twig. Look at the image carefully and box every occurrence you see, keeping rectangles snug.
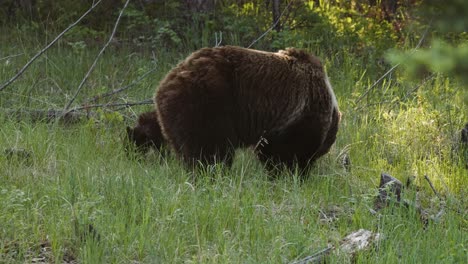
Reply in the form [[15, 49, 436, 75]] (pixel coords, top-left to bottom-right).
[[247, 0, 295, 48], [355, 25, 431, 104], [0, 53, 24, 61], [374, 173, 403, 210], [3, 99, 153, 123], [214, 32, 223, 47], [423, 175, 453, 222], [85, 66, 158, 103], [63, 0, 131, 112], [355, 74, 435, 111], [290, 245, 334, 264], [71, 98, 153, 111], [253, 131, 269, 154], [0, 1, 102, 92], [355, 63, 400, 104], [424, 175, 442, 200], [291, 229, 382, 264]]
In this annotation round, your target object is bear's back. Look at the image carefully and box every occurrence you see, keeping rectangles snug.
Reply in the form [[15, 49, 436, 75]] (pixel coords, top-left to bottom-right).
[[156, 46, 337, 145], [216, 46, 334, 142]]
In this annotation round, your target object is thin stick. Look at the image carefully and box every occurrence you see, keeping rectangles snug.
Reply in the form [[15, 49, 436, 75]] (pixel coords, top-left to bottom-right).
[[63, 0, 131, 111], [424, 175, 442, 200], [2, 99, 153, 123], [247, 0, 295, 48], [355, 74, 435, 111], [0, 1, 102, 92], [72, 98, 153, 111], [355, 25, 431, 104], [290, 245, 335, 264], [85, 66, 158, 103], [0, 53, 24, 61]]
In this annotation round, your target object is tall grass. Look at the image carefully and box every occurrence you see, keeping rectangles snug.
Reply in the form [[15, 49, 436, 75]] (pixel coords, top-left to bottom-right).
[[0, 29, 466, 263]]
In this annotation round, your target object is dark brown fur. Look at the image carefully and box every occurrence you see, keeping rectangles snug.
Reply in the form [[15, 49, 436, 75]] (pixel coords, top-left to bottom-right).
[[153, 45, 340, 172], [126, 111, 165, 154]]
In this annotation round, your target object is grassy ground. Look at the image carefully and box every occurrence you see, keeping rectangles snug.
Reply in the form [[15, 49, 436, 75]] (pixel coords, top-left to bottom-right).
[[0, 31, 467, 263]]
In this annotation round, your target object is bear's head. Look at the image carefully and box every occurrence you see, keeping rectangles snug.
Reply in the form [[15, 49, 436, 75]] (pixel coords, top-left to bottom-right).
[[125, 111, 165, 155], [462, 123, 468, 144]]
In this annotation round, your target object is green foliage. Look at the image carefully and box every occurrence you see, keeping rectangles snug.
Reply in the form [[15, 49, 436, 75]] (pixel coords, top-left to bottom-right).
[[122, 6, 182, 49], [312, 1, 398, 53], [419, 0, 468, 34], [386, 0, 468, 88], [0, 0, 401, 56], [387, 40, 468, 85], [153, 20, 182, 47]]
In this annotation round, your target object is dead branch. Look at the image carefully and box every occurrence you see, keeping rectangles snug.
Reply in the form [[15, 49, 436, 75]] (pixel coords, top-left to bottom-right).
[[214, 31, 223, 47], [374, 172, 403, 211], [247, 0, 294, 48], [4, 108, 86, 124], [424, 174, 442, 200], [290, 245, 334, 264], [291, 229, 382, 264], [423, 174, 450, 221], [0, 53, 24, 61], [3, 99, 153, 124], [85, 66, 158, 103], [373, 173, 419, 216], [0, 1, 103, 92], [253, 130, 269, 155], [63, 0, 131, 112], [72, 99, 153, 111]]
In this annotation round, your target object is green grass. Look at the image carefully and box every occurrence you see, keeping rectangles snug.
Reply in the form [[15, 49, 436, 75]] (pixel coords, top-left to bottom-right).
[[0, 30, 467, 263]]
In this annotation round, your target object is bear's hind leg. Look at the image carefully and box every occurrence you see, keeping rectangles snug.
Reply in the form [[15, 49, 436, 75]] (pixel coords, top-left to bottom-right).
[[256, 116, 327, 176]]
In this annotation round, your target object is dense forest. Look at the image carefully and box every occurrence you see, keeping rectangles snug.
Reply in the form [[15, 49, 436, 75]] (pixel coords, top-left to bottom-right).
[[0, 1, 467, 263]]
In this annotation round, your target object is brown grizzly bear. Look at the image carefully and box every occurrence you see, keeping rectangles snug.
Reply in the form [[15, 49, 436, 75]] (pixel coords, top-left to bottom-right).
[[150, 45, 340, 172]]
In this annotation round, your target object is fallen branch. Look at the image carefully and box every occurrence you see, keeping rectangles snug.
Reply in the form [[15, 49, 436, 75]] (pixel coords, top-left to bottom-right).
[[3, 99, 153, 124], [370, 172, 433, 227], [424, 174, 442, 200], [0, 0, 103, 92], [4, 108, 87, 124], [423, 174, 449, 222], [72, 99, 153, 111], [290, 245, 334, 264], [291, 229, 382, 264], [64, 0, 131, 111], [374, 172, 402, 211]]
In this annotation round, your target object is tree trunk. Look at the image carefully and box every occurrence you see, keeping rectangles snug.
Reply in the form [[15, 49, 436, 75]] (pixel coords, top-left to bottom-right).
[[369, 0, 398, 21], [272, 0, 281, 32], [184, 0, 215, 13]]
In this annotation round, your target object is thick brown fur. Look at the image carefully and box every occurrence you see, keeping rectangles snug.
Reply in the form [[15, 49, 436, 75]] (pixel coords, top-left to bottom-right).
[[126, 111, 165, 154], [154, 45, 340, 172]]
